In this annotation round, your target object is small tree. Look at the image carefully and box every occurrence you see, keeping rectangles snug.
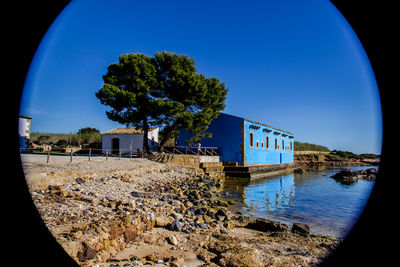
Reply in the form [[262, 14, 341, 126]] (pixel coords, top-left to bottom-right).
[[77, 127, 100, 135]]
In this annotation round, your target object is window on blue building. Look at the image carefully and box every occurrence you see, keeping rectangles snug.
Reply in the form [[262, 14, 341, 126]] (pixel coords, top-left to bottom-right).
[[275, 137, 278, 149], [266, 136, 269, 149], [282, 140, 285, 150], [249, 132, 254, 148], [256, 140, 259, 148]]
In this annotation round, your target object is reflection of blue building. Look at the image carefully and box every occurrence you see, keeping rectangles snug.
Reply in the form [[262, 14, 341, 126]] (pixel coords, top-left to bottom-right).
[[245, 174, 295, 212], [177, 113, 294, 165]]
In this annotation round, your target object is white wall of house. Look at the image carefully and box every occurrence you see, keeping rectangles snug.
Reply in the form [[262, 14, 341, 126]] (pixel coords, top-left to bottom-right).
[[102, 128, 159, 154], [19, 116, 31, 149], [18, 117, 31, 139]]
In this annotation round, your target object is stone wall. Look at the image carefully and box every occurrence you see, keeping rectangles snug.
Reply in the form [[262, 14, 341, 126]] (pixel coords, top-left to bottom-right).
[[293, 151, 328, 155], [148, 153, 220, 169]]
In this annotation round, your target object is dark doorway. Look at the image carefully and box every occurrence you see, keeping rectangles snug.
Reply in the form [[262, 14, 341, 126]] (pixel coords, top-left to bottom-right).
[[112, 138, 119, 154]]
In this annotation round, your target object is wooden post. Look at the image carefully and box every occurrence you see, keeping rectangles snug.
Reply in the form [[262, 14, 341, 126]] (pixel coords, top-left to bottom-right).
[[47, 150, 50, 164], [88, 148, 91, 161], [130, 148, 132, 158], [106, 149, 108, 161], [70, 149, 73, 162], [119, 149, 121, 159]]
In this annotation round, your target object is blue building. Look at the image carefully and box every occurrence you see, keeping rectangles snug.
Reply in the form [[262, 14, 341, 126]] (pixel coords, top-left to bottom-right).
[[177, 113, 294, 165]]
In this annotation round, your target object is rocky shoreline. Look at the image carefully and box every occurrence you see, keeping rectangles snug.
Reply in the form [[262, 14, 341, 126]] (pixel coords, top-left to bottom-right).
[[294, 153, 379, 169], [22, 155, 341, 266]]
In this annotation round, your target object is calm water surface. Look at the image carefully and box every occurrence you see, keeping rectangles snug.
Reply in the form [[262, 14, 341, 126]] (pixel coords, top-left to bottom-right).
[[221, 166, 377, 238]]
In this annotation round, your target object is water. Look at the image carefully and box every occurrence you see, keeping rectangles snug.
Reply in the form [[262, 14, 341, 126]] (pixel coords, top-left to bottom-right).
[[221, 165, 377, 238]]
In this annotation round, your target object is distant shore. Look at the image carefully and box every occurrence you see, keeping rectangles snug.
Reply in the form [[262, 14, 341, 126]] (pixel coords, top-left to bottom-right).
[[294, 151, 380, 169]]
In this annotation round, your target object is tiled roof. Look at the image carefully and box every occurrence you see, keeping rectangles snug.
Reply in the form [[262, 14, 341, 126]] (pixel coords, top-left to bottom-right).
[[102, 128, 157, 135]]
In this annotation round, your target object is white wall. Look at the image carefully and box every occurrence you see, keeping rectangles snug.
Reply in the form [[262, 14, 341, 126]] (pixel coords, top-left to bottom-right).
[[102, 128, 159, 153], [18, 118, 31, 138]]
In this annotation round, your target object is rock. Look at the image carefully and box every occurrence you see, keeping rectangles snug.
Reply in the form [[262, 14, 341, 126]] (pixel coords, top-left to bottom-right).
[[217, 200, 229, 207], [189, 190, 201, 200], [62, 240, 82, 258], [170, 199, 181, 206], [155, 216, 170, 227], [124, 226, 137, 242], [203, 191, 212, 198], [167, 235, 178, 246], [294, 168, 304, 174], [218, 247, 263, 267], [77, 244, 96, 262], [198, 223, 208, 229], [220, 228, 229, 234], [75, 178, 85, 184], [131, 191, 144, 198], [291, 223, 311, 237], [331, 169, 359, 184], [207, 211, 216, 220], [169, 219, 183, 231], [246, 218, 288, 232], [145, 254, 158, 262], [184, 201, 193, 208], [47, 185, 67, 197]]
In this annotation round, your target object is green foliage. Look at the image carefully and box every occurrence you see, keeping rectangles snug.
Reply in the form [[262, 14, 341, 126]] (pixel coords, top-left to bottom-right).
[[77, 127, 100, 135], [294, 141, 330, 152], [56, 139, 68, 146], [331, 150, 359, 158], [95, 51, 228, 150], [30, 129, 102, 147], [155, 51, 228, 146], [37, 135, 50, 143]]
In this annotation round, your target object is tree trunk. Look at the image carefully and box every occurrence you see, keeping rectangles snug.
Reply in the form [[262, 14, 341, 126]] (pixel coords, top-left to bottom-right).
[[142, 117, 151, 154]]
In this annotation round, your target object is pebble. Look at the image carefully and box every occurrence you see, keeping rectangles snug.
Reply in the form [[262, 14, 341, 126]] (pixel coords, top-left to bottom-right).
[[168, 235, 179, 246]]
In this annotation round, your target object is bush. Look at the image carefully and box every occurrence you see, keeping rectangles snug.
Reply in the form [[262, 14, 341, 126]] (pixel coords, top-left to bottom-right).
[[56, 139, 68, 146], [294, 141, 330, 152]]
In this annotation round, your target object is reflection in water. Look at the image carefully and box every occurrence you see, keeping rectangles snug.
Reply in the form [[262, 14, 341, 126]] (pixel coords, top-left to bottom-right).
[[222, 174, 296, 212], [244, 174, 295, 212], [221, 166, 376, 238]]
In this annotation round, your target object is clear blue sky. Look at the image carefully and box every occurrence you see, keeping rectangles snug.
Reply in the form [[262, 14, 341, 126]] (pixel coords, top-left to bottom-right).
[[19, 0, 382, 154]]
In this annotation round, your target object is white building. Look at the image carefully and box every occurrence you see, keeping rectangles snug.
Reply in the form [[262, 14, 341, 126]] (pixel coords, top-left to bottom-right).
[[102, 127, 159, 154], [19, 115, 32, 149]]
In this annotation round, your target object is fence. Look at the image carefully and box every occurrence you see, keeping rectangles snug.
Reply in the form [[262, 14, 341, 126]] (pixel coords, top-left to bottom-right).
[[20, 145, 220, 163], [20, 147, 145, 163], [160, 146, 219, 156]]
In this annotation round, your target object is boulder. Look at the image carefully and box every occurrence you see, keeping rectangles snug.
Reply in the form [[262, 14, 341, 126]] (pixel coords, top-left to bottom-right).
[[155, 216, 170, 227], [330, 169, 359, 184], [291, 223, 311, 237], [77, 244, 96, 262], [294, 168, 304, 174], [169, 219, 183, 231], [124, 226, 138, 242], [218, 247, 263, 267], [246, 218, 288, 232]]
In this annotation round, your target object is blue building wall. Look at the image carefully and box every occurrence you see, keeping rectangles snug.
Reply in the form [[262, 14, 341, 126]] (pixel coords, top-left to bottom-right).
[[177, 113, 294, 165], [243, 119, 293, 164], [177, 113, 243, 164]]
